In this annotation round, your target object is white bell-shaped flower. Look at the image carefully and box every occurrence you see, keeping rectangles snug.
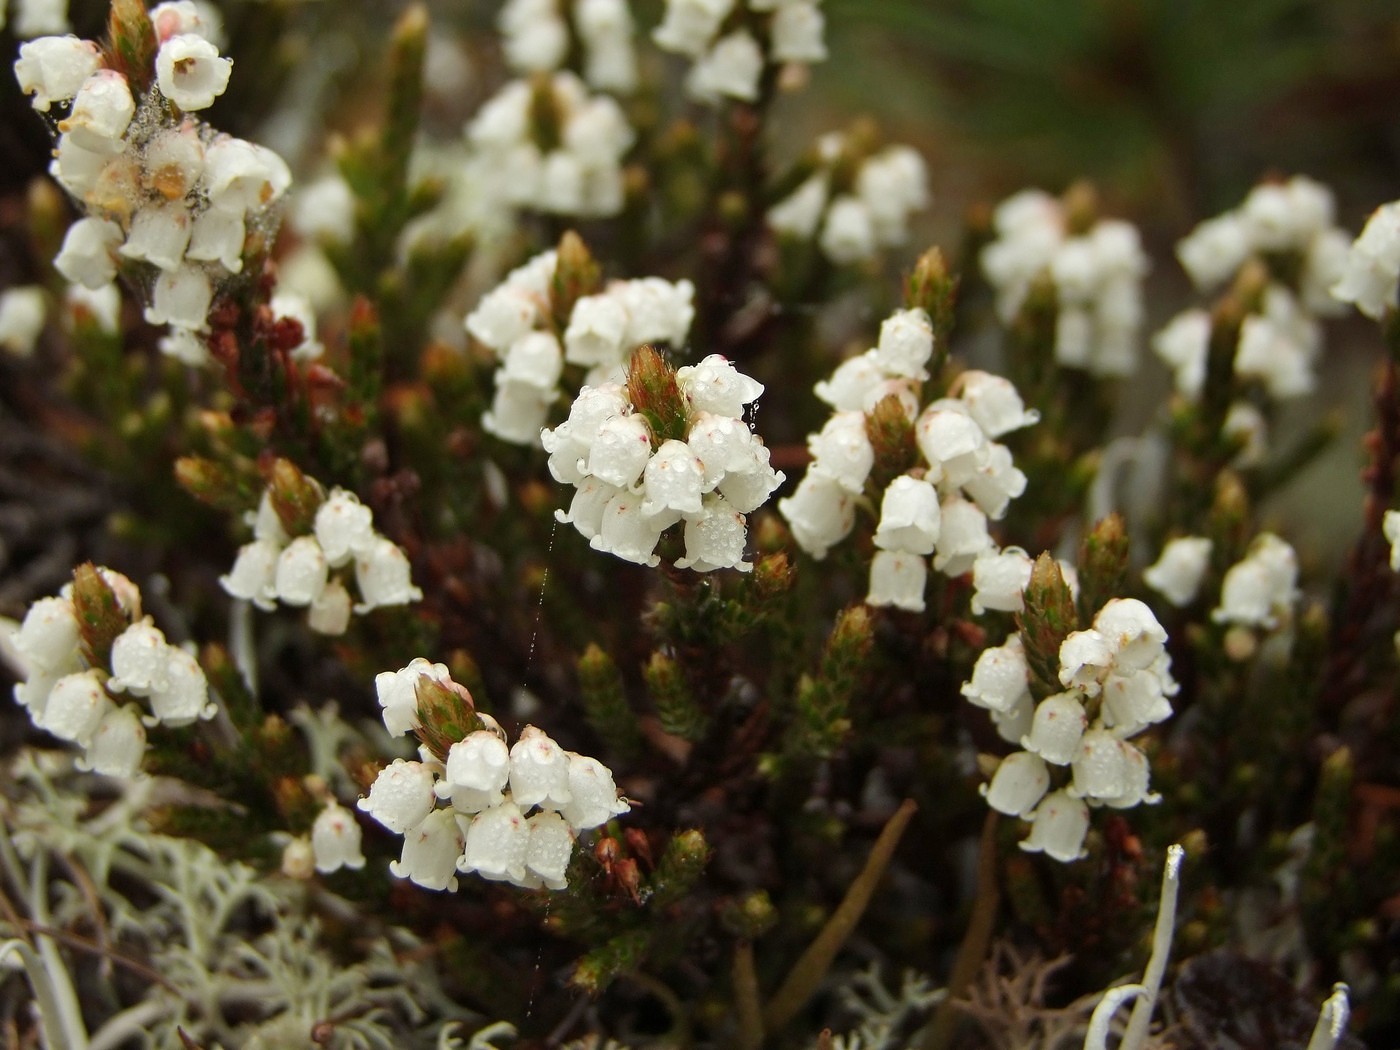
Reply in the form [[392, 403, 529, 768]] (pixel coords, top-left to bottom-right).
[[60, 70, 135, 152], [714, 443, 783, 515], [311, 801, 365, 873], [1057, 629, 1114, 697], [36, 670, 111, 744], [676, 497, 750, 572], [991, 691, 1034, 745], [314, 489, 376, 567], [982, 751, 1049, 818], [616, 277, 695, 347], [769, 173, 830, 241], [509, 725, 573, 810], [14, 35, 102, 112], [501, 330, 564, 392], [676, 354, 764, 417], [1152, 309, 1211, 399], [275, 536, 329, 607], [144, 266, 213, 330], [687, 29, 762, 103], [119, 203, 192, 272], [779, 473, 856, 560], [1092, 598, 1168, 672], [970, 548, 1033, 615], [814, 349, 883, 412], [13, 596, 80, 675], [1021, 692, 1087, 766], [308, 579, 352, 636], [202, 137, 291, 213], [391, 809, 464, 892], [555, 476, 620, 541], [1213, 532, 1298, 629], [187, 208, 245, 273], [1100, 667, 1174, 735], [1176, 212, 1250, 292], [524, 810, 575, 890], [281, 837, 315, 880], [1333, 200, 1400, 320], [932, 496, 993, 576], [957, 371, 1039, 438], [874, 308, 934, 380], [1102, 742, 1160, 809], [357, 759, 436, 834], [54, 216, 123, 290], [354, 537, 423, 613], [461, 800, 531, 883], [874, 475, 940, 556], [560, 753, 629, 830], [77, 703, 146, 778], [642, 439, 706, 516], [146, 646, 213, 726], [770, 1, 827, 63], [961, 634, 1031, 715], [866, 549, 928, 613], [109, 621, 171, 696], [1143, 536, 1212, 607], [1019, 790, 1090, 862], [1068, 728, 1130, 801], [687, 412, 756, 487], [590, 490, 674, 567], [916, 401, 987, 488], [819, 195, 876, 264], [483, 376, 553, 445], [374, 657, 451, 738], [220, 539, 281, 611], [466, 284, 540, 351], [652, 0, 731, 56], [587, 414, 652, 489], [565, 293, 629, 367], [438, 730, 511, 805], [808, 411, 874, 493]]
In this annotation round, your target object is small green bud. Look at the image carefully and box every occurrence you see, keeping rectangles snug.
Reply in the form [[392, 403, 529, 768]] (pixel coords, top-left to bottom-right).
[[645, 650, 708, 741], [1015, 552, 1079, 698], [903, 245, 958, 349], [751, 551, 794, 602], [578, 644, 642, 759], [552, 231, 602, 329], [1077, 513, 1130, 619], [1061, 180, 1099, 236], [721, 890, 778, 939], [267, 458, 324, 537], [106, 0, 156, 92], [414, 674, 484, 762], [175, 456, 245, 514], [649, 828, 710, 909], [626, 345, 690, 444], [864, 393, 918, 492], [571, 929, 650, 996], [69, 562, 130, 670], [528, 72, 564, 152]]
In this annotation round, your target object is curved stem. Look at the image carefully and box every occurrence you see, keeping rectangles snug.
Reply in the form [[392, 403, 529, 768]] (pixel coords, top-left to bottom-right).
[[763, 798, 918, 1033]]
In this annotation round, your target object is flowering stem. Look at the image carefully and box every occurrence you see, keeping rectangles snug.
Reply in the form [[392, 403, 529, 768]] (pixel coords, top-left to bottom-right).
[[762, 797, 917, 1033], [920, 809, 1000, 1050]]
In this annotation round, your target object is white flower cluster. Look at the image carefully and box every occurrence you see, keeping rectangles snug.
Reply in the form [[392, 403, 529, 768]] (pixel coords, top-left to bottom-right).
[[962, 598, 1176, 862], [466, 248, 697, 445], [16, 2, 290, 364], [219, 487, 422, 634], [1156, 176, 1351, 403], [9, 567, 215, 778], [545, 356, 783, 570], [357, 659, 629, 892], [1210, 532, 1299, 631], [498, 0, 638, 94], [768, 133, 929, 265], [780, 306, 1039, 614], [653, 0, 827, 105], [1332, 200, 1400, 321], [981, 189, 1150, 377], [1144, 531, 1299, 637], [466, 72, 634, 219]]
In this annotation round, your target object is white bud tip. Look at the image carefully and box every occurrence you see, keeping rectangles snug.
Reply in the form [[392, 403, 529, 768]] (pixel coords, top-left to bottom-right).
[[1165, 842, 1184, 880]]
